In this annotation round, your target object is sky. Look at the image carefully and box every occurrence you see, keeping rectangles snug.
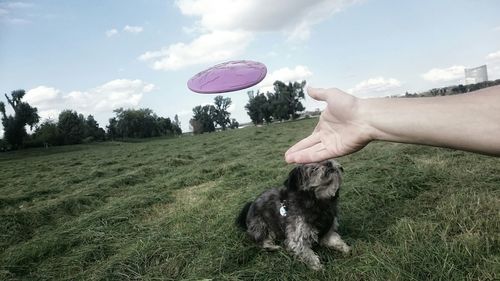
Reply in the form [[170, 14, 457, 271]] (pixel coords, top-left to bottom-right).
[[1, 0, 499, 133]]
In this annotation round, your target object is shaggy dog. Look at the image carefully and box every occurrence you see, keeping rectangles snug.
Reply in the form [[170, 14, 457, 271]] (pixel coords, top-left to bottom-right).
[[236, 160, 350, 270]]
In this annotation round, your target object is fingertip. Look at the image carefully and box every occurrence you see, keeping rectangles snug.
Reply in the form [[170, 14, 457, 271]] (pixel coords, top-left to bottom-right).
[[284, 150, 291, 160], [286, 152, 309, 164], [307, 87, 327, 101], [287, 148, 334, 164], [306, 86, 317, 94], [284, 152, 295, 164]]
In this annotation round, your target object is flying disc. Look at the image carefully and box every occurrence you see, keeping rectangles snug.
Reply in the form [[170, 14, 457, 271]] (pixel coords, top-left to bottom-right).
[[187, 60, 267, 94]]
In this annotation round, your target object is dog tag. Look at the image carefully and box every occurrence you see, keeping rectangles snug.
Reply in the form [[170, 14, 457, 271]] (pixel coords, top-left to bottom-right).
[[279, 203, 287, 217]]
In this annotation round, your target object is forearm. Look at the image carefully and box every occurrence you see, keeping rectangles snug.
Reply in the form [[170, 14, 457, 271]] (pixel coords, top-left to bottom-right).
[[359, 85, 500, 156]]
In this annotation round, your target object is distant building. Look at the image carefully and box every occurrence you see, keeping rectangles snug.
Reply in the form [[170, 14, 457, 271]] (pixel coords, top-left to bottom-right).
[[464, 65, 488, 85]]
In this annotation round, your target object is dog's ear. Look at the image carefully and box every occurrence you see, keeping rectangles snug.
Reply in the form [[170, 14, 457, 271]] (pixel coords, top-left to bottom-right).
[[284, 167, 302, 191]]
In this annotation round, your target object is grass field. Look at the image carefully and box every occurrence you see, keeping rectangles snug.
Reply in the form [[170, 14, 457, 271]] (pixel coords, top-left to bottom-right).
[[1, 118, 499, 280]]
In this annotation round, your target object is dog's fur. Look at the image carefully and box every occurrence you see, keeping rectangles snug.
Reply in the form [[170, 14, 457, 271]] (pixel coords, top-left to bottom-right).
[[236, 160, 350, 270]]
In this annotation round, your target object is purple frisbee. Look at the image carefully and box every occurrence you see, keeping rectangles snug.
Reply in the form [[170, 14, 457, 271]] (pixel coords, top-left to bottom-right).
[[188, 60, 267, 94]]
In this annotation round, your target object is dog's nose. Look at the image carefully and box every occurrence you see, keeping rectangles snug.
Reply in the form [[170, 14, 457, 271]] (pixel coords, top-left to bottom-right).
[[325, 161, 333, 168]]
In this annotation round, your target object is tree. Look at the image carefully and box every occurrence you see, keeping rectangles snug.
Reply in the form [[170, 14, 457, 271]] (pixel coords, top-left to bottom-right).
[[173, 114, 181, 130], [0, 90, 40, 149], [213, 95, 232, 130], [452, 84, 467, 94], [172, 119, 182, 135], [33, 119, 63, 146], [245, 92, 268, 125], [229, 118, 239, 129], [245, 80, 306, 125], [113, 108, 154, 138], [167, 115, 182, 135], [155, 117, 173, 136], [84, 115, 105, 141], [190, 104, 215, 134], [273, 80, 306, 120], [107, 117, 118, 140], [262, 93, 274, 123], [57, 110, 85, 145], [267, 91, 288, 121]]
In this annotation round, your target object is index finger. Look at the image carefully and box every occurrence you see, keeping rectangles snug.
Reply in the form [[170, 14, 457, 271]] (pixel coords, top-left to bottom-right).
[[285, 133, 321, 159], [286, 142, 333, 164]]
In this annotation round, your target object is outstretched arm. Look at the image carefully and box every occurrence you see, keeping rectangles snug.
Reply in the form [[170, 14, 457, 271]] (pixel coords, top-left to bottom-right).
[[285, 85, 500, 163]]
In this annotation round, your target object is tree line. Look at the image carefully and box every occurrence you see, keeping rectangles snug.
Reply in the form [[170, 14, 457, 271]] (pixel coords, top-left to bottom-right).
[[169, 80, 308, 135], [32, 111, 107, 147], [400, 79, 500, 98], [107, 108, 181, 139], [2, 79, 308, 149], [0, 90, 182, 151]]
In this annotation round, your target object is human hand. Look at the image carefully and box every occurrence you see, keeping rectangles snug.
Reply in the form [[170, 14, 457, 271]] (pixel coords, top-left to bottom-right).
[[285, 87, 374, 163]]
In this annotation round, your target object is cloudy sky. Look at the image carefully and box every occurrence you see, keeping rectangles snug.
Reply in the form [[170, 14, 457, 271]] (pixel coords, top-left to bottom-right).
[[1, 0, 499, 133]]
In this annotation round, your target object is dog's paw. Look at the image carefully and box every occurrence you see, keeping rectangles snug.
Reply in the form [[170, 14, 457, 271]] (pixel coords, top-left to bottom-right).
[[310, 262, 324, 271], [340, 244, 351, 254], [307, 255, 324, 271], [263, 244, 281, 251]]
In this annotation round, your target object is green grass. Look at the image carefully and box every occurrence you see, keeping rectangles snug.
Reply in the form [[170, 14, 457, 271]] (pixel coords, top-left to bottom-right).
[[0, 118, 499, 280]]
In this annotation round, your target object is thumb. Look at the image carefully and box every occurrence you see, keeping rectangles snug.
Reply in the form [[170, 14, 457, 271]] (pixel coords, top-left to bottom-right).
[[307, 87, 329, 102]]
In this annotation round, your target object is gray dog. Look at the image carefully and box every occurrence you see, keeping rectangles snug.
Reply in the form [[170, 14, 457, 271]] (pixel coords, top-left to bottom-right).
[[236, 160, 350, 270]]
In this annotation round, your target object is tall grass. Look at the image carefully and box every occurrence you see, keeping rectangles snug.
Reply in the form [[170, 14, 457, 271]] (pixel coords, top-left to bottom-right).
[[1, 119, 498, 280]]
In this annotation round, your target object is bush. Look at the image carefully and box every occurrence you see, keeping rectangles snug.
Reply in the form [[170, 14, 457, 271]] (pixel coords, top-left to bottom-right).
[[0, 138, 11, 151], [82, 136, 94, 144]]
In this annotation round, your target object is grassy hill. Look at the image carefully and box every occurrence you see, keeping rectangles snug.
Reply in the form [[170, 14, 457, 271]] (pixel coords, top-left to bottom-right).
[[1, 118, 498, 280]]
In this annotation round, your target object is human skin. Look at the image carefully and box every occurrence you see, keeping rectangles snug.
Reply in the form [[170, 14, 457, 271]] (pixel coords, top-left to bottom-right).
[[285, 85, 500, 164]]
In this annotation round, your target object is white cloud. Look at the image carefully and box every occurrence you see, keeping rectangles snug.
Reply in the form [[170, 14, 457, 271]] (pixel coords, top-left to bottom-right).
[[485, 50, 500, 80], [24, 87, 63, 121], [489, 64, 500, 80], [65, 79, 155, 112], [348, 77, 402, 97], [25, 86, 60, 107], [141, 0, 356, 70], [106, 25, 143, 37], [421, 65, 465, 82], [0, 1, 33, 24], [259, 65, 313, 93], [486, 50, 500, 60], [106, 28, 118, 37], [182, 25, 201, 35], [25, 79, 155, 122], [139, 30, 252, 70], [38, 109, 60, 121], [123, 25, 143, 33], [4, 17, 29, 24], [2, 2, 34, 9], [176, 0, 355, 40]]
